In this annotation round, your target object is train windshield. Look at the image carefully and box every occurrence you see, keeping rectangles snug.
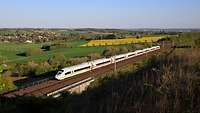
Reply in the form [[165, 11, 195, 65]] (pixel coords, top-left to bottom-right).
[[57, 70, 64, 75]]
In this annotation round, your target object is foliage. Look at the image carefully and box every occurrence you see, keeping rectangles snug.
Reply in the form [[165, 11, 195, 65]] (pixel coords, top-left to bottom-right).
[[48, 53, 66, 69], [41, 44, 51, 51], [35, 62, 52, 75], [102, 47, 119, 57], [66, 57, 88, 65], [119, 47, 129, 53], [25, 48, 43, 56], [87, 53, 102, 61], [195, 38, 200, 47], [102, 47, 129, 57], [172, 32, 200, 47], [0, 75, 15, 94], [1, 49, 199, 113]]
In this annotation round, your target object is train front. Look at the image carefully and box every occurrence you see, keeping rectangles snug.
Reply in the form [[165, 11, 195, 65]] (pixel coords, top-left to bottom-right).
[[55, 69, 64, 80]]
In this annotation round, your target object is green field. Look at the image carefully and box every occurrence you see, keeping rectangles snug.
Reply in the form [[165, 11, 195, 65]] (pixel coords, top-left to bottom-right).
[[0, 40, 134, 64]]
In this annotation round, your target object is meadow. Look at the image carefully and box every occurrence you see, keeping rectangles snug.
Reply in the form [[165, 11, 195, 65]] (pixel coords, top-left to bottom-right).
[[81, 36, 165, 47], [0, 40, 133, 64]]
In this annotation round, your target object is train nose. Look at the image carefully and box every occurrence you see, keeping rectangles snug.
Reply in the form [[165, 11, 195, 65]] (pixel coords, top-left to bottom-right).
[[55, 74, 60, 79]]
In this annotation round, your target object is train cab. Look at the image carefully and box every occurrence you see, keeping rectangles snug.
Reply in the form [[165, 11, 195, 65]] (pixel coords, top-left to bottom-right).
[[55, 70, 64, 80], [55, 69, 72, 80]]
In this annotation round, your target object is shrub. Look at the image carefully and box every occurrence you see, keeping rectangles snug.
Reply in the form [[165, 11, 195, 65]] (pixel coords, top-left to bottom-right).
[[25, 48, 43, 56], [66, 57, 88, 65], [0, 75, 15, 94], [35, 62, 52, 75], [87, 53, 101, 61], [48, 53, 66, 69], [41, 44, 51, 51], [119, 47, 129, 54], [102, 47, 119, 57], [26, 61, 39, 76]]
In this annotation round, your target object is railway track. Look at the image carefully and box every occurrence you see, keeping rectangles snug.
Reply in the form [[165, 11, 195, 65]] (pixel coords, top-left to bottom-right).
[[3, 48, 165, 97]]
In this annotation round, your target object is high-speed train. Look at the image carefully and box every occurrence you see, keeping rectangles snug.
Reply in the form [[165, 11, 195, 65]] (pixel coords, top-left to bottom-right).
[[55, 46, 160, 80]]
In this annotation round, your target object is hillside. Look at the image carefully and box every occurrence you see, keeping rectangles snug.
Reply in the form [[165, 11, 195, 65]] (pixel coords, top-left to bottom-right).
[[1, 48, 199, 113]]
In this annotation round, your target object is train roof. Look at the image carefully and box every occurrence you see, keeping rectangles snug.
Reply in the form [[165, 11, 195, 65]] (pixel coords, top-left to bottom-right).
[[62, 62, 91, 72], [92, 58, 111, 64], [115, 54, 126, 58]]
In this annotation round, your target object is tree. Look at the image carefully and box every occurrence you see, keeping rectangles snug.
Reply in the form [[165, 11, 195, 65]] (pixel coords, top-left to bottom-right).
[[104, 34, 116, 39], [48, 53, 66, 69]]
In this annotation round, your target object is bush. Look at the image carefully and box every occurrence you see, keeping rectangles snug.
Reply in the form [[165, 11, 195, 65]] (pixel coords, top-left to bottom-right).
[[102, 47, 119, 57], [35, 62, 52, 75], [66, 57, 88, 65], [48, 53, 66, 69], [0, 75, 15, 94], [41, 44, 51, 51], [87, 53, 101, 61], [0, 64, 8, 73], [25, 48, 43, 56], [119, 47, 129, 54], [26, 61, 39, 76]]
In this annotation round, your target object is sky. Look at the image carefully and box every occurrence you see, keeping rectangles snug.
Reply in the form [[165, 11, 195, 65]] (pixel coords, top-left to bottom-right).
[[0, 0, 200, 28]]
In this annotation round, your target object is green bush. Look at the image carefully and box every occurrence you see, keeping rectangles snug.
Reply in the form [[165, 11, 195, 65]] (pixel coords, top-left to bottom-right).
[[119, 47, 129, 54], [48, 53, 66, 69], [0, 75, 15, 94], [102, 47, 119, 57], [41, 44, 51, 51], [87, 53, 101, 61], [66, 57, 88, 65], [35, 62, 52, 75], [26, 48, 43, 56]]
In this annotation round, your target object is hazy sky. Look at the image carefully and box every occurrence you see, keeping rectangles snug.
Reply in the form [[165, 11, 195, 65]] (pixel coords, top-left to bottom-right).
[[0, 0, 200, 28]]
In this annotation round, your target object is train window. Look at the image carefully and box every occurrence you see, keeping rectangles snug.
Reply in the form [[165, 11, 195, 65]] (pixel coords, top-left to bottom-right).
[[74, 66, 90, 72], [128, 54, 135, 57], [96, 61, 110, 66], [65, 72, 71, 75], [57, 70, 64, 75], [116, 57, 124, 60]]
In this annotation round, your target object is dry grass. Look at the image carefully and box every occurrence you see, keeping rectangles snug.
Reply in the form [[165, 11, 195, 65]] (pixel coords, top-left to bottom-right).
[[76, 48, 200, 113]]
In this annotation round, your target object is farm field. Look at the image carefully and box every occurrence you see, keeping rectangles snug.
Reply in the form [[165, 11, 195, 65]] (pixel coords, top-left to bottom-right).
[[0, 40, 133, 64], [81, 36, 166, 47]]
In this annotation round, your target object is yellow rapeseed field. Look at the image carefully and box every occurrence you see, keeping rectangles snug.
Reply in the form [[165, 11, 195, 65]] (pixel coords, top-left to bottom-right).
[[81, 36, 165, 47]]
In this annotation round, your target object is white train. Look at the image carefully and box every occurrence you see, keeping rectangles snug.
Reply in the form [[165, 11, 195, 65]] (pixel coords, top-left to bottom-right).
[[55, 46, 160, 80]]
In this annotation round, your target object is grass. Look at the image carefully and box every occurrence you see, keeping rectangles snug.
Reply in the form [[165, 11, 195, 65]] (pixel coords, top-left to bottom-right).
[[0, 40, 133, 64], [81, 36, 166, 47]]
